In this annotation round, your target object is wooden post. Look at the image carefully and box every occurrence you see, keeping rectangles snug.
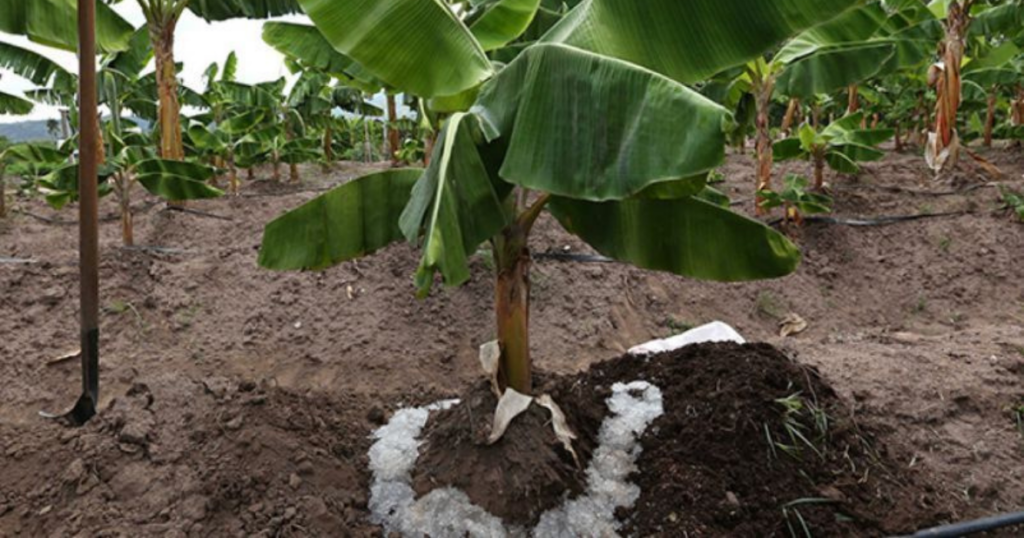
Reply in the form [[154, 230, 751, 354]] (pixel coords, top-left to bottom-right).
[[75, 0, 101, 424]]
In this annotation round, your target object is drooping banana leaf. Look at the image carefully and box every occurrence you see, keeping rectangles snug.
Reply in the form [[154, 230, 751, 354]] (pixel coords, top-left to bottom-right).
[[0, 90, 34, 115], [472, 43, 729, 202], [826, 150, 861, 174], [36, 163, 114, 209], [398, 113, 512, 295], [258, 168, 423, 271], [970, 2, 1024, 40], [775, 42, 896, 99], [107, 28, 153, 79], [834, 143, 885, 164], [964, 41, 1021, 73], [470, 0, 542, 51], [0, 0, 134, 53], [188, 0, 303, 22], [298, 0, 494, 97], [262, 22, 360, 77], [549, 195, 800, 281], [0, 41, 73, 87], [796, 1, 889, 44], [964, 68, 1022, 88], [540, 0, 861, 84], [134, 159, 224, 202]]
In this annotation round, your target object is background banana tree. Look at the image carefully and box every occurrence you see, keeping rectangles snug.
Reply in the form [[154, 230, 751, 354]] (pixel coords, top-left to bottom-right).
[[130, 0, 301, 164], [773, 112, 894, 190], [261, 20, 400, 164], [759, 174, 834, 226], [0, 134, 13, 217], [917, 0, 1024, 172], [258, 0, 868, 395], [709, 2, 900, 213]]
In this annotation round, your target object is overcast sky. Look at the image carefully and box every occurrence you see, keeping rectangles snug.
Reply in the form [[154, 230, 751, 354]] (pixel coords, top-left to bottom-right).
[[0, 3, 308, 123]]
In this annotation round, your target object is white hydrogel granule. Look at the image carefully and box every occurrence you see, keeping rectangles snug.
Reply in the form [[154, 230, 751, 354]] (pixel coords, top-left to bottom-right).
[[367, 382, 664, 537]]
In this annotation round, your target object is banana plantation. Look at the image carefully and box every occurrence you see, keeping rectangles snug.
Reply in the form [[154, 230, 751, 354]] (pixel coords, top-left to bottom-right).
[[1, 0, 1024, 536]]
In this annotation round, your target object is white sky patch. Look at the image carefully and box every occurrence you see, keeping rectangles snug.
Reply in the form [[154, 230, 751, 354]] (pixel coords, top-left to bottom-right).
[[0, 4, 409, 123]]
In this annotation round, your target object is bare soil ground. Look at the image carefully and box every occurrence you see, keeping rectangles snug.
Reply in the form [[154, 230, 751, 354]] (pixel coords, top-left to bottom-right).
[[1, 146, 1023, 536]]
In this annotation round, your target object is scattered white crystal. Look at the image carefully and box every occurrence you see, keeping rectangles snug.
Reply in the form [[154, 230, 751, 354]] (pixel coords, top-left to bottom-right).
[[367, 384, 663, 537]]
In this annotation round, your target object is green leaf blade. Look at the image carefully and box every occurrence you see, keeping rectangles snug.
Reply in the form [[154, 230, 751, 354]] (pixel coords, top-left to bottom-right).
[[259, 168, 423, 271], [549, 195, 801, 281]]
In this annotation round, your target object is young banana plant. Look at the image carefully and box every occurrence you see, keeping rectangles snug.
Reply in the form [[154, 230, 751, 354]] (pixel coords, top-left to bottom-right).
[[708, 1, 899, 213], [259, 0, 872, 400], [773, 112, 894, 191]]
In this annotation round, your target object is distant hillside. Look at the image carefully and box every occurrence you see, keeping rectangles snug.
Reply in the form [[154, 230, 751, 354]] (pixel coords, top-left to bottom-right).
[[0, 119, 58, 143], [0, 116, 152, 143]]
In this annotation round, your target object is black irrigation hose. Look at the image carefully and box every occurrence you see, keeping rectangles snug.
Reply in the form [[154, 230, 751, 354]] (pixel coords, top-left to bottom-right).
[[0, 256, 36, 264], [534, 252, 615, 263], [769, 211, 968, 228], [900, 510, 1024, 537], [835, 182, 993, 197], [118, 245, 197, 256], [162, 205, 233, 221]]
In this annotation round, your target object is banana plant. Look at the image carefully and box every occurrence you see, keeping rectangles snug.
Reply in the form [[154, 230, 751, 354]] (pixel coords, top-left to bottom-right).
[[6, 135, 223, 244], [262, 20, 396, 165], [773, 112, 894, 190], [759, 174, 834, 226], [0, 136, 13, 217], [921, 0, 1024, 172], [961, 23, 1024, 146], [187, 56, 273, 191], [0, 83, 34, 115], [129, 0, 301, 164], [707, 1, 898, 213], [188, 109, 265, 193], [259, 0, 867, 396]]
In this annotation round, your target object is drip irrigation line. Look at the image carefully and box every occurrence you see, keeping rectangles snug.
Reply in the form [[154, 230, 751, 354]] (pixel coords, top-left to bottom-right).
[[13, 209, 75, 225], [163, 206, 233, 221], [769, 211, 968, 228], [13, 203, 159, 226], [535, 252, 615, 264], [834, 182, 994, 197], [0, 256, 37, 264], [119, 245, 197, 256], [239, 186, 337, 198], [901, 510, 1024, 537]]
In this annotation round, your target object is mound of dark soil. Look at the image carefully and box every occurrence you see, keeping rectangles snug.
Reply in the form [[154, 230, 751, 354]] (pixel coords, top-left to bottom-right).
[[412, 342, 947, 535], [411, 381, 599, 527]]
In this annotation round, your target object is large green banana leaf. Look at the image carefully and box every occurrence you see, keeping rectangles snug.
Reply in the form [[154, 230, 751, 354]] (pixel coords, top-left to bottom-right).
[[774, 2, 890, 65], [964, 68, 1022, 87], [0, 0, 134, 53], [298, 0, 494, 97], [188, 0, 303, 22], [36, 163, 115, 209], [964, 42, 1021, 73], [398, 113, 511, 294], [0, 41, 73, 86], [970, 2, 1024, 40], [776, 42, 896, 99], [107, 28, 153, 79], [134, 159, 224, 202], [258, 169, 422, 271], [262, 22, 360, 78], [470, 0, 542, 51], [472, 43, 728, 202], [0, 90, 33, 115], [796, 1, 888, 44], [549, 196, 800, 281], [540, 0, 861, 84]]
